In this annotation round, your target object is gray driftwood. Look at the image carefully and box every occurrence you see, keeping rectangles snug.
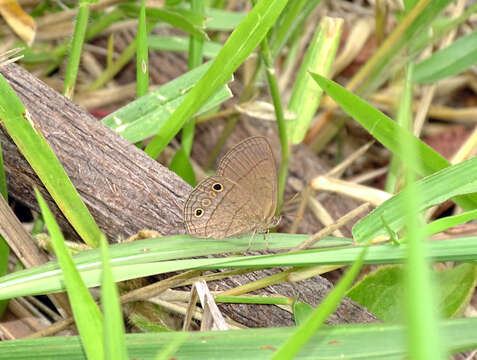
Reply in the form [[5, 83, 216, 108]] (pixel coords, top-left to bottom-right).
[[0, 63, 376, 327]]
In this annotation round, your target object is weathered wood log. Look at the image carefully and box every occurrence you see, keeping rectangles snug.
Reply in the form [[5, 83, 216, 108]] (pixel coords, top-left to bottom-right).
[[0, 63, 377, 327], [1, 63, 188, 240]]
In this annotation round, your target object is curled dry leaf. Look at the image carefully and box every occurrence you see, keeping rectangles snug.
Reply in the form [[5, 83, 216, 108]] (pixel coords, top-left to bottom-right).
[[0, 0, 36, 45]]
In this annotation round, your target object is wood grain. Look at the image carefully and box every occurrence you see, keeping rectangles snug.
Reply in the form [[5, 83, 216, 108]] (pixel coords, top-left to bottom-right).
[[0, 63, 189, 240]]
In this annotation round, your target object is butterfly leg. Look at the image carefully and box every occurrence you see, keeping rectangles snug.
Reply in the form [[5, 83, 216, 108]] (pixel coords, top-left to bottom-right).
[[247, 230, 257, 251]]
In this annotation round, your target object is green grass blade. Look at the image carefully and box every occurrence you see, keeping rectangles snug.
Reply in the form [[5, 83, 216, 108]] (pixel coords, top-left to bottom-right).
[[173, 0, 206, 183], [384, 67, 412, 194], [310, 72, 447, 174], [0, 75, 101, 248], [309, 72, 477, 212], [404, 0, 419, 10], [121, 4, 208, 40], [102, 61, 232, 143], [270, 0, 321, 59], [409, 3, 477, 58], [47, 9, 125, 75], [420, 209, 477, 238], [287, 17, 342, 144], [136, 0, 149, 98], [88, 20, 157, 91], [35, 189, 104, 360], [353, 157, 477, 242], [144, 0, 290, 158], [147, 35, 222, 58], [214, 295, 293, 306], [168, 148, 196, 186], [272, 245, 368, 359], [205, 7, 245, 30], [63, 2, 89, 99], [2, 234, 477, 300], [352, 0, 454, 95], [0, 318, 476, 359], [187, 0, 205, 71], [100, 234, 127, 360], [252, 0, 288, 211], [414, 30, 477, 84], [398, 64, 444, 360]]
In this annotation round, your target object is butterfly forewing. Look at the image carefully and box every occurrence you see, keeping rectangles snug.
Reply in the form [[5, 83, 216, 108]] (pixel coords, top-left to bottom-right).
[[216, 137, 278, 221]]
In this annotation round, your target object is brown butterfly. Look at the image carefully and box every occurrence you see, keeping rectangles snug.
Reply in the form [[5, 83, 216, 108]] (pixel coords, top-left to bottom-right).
[[184, 136, 279, 238]]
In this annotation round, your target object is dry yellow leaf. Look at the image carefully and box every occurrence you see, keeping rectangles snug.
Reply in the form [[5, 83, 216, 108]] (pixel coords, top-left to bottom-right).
[[0, 0, 36, 45]]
